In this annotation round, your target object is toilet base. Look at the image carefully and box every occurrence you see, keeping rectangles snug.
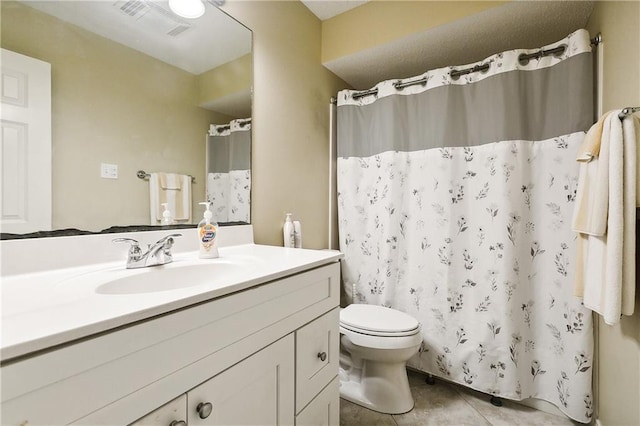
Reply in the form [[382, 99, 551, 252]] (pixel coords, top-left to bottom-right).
[[339, 362, 415, 414]]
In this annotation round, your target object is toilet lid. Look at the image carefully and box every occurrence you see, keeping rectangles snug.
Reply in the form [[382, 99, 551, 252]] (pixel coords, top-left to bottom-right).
[[340, 304, 419, 334]]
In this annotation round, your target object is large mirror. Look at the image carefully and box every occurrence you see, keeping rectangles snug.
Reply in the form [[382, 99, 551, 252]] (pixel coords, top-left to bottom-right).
[[0, 0, 252, 237]]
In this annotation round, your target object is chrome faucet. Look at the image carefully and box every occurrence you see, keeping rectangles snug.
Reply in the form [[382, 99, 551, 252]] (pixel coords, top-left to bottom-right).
[[113, 234, 182, 269]]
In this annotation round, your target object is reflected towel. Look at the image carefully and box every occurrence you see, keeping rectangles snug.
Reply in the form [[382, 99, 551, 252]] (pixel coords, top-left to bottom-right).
[[149, 172, 192, 223], [159, 173, 183, 190], [574, 112, 637, 325]]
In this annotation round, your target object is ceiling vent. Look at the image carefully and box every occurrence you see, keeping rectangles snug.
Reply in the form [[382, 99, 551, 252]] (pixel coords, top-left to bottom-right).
[[114, 0, 192, 37], [118, 0, 149, 17]]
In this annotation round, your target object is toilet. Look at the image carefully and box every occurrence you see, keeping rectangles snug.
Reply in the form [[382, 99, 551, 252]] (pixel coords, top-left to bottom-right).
[[338, 304, 422, 414]]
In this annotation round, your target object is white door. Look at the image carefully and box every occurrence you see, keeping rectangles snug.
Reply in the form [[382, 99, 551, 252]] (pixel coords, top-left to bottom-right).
[[0, 48, 52, 234]]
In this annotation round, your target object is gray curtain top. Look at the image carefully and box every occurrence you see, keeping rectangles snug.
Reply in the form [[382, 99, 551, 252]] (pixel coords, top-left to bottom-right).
[[207, 130, 251, 173], [337, 29, 593, 158]]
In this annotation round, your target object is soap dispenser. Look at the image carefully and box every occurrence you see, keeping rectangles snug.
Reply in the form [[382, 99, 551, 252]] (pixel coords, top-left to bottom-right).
[[160, 203, 174, 225], [198, 201, 219, 259]]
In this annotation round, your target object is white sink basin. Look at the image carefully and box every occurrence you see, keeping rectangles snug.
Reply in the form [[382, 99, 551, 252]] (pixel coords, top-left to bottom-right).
[[96, 261, 245, 294], [55, 256, 263, 296]]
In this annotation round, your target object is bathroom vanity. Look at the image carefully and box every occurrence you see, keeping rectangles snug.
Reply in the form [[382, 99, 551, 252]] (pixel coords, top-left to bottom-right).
[[1, 227, 342, 425]]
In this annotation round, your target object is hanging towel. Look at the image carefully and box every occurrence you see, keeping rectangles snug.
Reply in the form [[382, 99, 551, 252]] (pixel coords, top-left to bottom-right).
[[572, 111, 614, 235], [575, 110, 614, 162], [149, 172, 192, 224], [159, 173, 183, 190], [573, 112, 637, 325]]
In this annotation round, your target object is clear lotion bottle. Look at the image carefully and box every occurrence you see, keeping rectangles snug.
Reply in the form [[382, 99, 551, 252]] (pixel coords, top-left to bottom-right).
[[198, 202, 219, 258]]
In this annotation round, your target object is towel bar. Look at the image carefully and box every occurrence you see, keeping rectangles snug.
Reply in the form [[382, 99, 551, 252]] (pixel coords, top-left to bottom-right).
[[137, 170, 196, 184], [619, 106, 640, 120]]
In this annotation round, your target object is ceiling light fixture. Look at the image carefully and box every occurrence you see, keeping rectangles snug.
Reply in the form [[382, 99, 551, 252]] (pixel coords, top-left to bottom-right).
[[168, 0, 205, 19]]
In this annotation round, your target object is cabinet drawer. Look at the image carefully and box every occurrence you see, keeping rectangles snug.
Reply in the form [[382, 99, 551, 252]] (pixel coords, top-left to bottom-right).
[[295, 308, 339, 414], [295, 377, 339, 426], [129, 395, 186, 426]]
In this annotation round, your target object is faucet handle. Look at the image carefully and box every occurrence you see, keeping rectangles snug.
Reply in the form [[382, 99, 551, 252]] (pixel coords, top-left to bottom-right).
[[113, 238, 143, 257], [159, 233, 182, 253], [161, 233, 182, 241]]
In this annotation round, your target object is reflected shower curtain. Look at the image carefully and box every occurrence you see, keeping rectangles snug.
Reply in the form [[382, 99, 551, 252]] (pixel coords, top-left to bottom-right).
[[207, 118, 251, 222], [337, 30, 594, 422]]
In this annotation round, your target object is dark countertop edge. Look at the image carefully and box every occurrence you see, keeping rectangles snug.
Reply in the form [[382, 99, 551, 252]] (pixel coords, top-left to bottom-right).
[[1, 222, 247, 240]]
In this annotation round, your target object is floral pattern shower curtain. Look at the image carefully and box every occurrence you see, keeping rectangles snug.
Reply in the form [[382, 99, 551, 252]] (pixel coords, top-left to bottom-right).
[[207, 118, 251, 223], [337, 30, 594, 422]]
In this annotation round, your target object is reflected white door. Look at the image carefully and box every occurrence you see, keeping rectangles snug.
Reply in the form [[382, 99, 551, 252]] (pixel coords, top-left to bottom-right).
[[0, 48, 51, 233]]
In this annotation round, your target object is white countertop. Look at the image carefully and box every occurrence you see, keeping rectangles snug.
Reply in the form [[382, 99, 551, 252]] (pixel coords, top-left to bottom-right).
[[1, 244, 342, 361]]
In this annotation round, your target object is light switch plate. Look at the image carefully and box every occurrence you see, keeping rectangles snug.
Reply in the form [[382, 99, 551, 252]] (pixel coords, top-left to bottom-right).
[[100, 163, 118, 179]]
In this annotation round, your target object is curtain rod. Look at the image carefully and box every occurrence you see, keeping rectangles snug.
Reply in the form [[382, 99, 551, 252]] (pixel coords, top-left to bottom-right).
[[350, 33, 603, 100]]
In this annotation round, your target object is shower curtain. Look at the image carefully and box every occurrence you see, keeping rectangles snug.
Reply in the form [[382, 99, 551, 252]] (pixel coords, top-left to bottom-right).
[[207, 118, 251, 223], [337, 29, 594, 422]]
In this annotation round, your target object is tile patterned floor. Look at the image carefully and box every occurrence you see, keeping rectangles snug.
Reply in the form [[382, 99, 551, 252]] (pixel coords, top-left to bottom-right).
[[340, 370, 581, 426]]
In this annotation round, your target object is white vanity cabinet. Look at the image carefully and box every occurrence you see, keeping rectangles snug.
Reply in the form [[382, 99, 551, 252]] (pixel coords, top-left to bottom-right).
[[0, 260, 340, 426]]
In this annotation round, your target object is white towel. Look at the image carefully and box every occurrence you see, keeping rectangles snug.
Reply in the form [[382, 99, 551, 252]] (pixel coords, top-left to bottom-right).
[[149, 173, 192, 224], [621, 115, 638, 315], [574, 112, 637, 325], [572, 111, 614, 236]]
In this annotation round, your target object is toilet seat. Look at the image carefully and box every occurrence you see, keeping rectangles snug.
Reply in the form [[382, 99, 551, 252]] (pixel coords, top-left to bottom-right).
[[340, 304, 420, 335], [339, 304, 422, 350], [340, 323, 419, 337]]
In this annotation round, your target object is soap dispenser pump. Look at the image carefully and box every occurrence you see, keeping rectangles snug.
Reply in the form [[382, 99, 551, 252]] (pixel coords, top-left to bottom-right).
[[198, 201, 219, 259]]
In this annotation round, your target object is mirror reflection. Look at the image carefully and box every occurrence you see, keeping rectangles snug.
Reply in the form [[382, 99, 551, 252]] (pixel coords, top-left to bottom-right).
[[206, 118, 251, 224], [0, 0, 252, 236]]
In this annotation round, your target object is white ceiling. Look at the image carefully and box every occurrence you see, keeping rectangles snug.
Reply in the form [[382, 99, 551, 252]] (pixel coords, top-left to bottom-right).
[[21, 0, 252, 75], [301, 0, 369, 20], [309, 1, 595, 90]]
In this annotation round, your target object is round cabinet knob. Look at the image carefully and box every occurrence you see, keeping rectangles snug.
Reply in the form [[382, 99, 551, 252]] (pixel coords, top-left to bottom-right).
[[169, 421, 186, 426], [197, 402, 213, 419], [317, 351, 327, 362]]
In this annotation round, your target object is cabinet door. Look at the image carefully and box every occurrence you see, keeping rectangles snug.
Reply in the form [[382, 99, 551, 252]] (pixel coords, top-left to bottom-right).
[[295, 308, 339, 413], [129, 395, 186, 426], [295, 377, 339, 426], [187, 334, 294, 425]]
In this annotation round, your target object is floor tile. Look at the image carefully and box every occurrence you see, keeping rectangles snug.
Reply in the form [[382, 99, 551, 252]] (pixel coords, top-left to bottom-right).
[[392, 381, 492, 426], [340, 398, 397, 426], [339, 369, 578, 426], [454, 386, 578, 426], [407, 368, 433, 387]]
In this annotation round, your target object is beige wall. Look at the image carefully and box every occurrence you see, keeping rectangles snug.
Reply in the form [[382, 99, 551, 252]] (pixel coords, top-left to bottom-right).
[[586, 3, 640, 425], [322, 0, 507, 63], [221, 1, 349, 249], [198, 53, 252, 106], [1, 2, 229, 232]]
